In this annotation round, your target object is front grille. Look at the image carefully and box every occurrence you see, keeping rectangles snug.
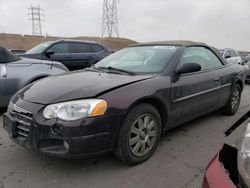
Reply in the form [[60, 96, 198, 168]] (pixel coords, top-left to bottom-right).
[[9, 102, 33, 139]]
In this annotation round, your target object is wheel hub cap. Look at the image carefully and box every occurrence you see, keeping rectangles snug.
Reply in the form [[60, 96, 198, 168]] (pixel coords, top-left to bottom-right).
[[231, 89, 240, 111], [129, 114, 158, 157]]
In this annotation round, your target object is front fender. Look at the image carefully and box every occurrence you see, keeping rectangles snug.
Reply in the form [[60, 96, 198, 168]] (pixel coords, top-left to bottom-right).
[[100, 76, 171, 129], [26, 74, 50, 85], [101, 76, 170, 112]]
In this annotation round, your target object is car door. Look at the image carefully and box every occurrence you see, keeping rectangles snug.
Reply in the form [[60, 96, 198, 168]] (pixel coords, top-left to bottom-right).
[[69, 42, 95, 70], [0, 64, 7, 107], [43, 42, 71, 68], [170, 46, 223, 127]]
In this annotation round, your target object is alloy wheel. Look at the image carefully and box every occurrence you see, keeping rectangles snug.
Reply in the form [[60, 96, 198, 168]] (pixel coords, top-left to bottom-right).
[[231, 88, 240, 111], [129, 114, 158, 157]]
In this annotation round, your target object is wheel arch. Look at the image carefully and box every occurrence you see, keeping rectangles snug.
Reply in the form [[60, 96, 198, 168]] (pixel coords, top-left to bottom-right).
[[27, 74, 50, 84], [236, 80, 243, 91], [233, 79, 243, 92], [126, 97, 168, 133]]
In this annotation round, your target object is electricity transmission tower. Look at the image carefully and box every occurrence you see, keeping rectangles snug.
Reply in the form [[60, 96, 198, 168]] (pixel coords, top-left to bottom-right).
[[102, 0, 119, 38], [28, 5, 44, 36]]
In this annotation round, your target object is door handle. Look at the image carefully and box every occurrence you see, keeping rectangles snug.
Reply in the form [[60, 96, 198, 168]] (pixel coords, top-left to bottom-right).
[[0, 65, 7, 77], [213, 78, 220, 82]]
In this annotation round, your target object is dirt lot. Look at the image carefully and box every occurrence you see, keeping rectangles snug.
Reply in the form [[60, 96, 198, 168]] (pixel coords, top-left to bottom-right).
[[0, 85, 250, 188], [0, 33, 137, 51]]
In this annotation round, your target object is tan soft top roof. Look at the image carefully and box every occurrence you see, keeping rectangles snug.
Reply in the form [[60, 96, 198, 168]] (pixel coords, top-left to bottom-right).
[[130, 40, 228, 65], [132, 40, 208, 47]]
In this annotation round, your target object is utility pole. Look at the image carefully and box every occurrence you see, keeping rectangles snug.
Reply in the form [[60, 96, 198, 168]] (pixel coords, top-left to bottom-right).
[[28, 5, 44, 36], [102, 0, 119, 38]]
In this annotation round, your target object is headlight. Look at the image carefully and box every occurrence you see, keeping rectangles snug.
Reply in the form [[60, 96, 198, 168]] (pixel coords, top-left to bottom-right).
[[43, 99, 107, 121], [238, 122, 250, 187]]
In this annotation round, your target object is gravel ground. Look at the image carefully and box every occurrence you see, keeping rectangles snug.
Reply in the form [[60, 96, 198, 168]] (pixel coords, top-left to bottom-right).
[[0, 85, 250, 188]]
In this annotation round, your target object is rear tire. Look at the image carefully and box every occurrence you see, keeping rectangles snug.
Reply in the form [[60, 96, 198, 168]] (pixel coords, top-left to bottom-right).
[[221, 84, 242, 115], [114, 103, 162, 165]]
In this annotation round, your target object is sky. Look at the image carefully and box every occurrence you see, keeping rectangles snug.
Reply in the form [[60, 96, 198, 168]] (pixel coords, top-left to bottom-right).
[[0, 0, 249, 50]]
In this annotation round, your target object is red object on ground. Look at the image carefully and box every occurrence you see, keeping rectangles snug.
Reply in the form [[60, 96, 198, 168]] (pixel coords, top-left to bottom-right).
[[202, 147, 237, 188]]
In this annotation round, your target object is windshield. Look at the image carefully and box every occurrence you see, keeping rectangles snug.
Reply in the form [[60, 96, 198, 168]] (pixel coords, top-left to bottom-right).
[[0, 47, 21, 63], [26, 41, 53, 54], [96, 46, 177, 74]]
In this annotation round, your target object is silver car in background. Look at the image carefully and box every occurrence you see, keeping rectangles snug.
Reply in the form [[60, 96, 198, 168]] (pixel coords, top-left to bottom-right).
[[0, 46, 68, 108], [219, 48, 242, 65], [243, 54, 250, 83]]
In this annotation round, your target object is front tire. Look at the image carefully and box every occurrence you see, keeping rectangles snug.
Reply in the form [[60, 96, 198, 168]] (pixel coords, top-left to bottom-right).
[[221, 84, 242, 115], [114, 103, 162, 165]]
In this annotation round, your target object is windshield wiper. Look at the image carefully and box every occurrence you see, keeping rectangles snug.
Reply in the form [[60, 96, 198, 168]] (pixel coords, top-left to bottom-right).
[[98, 66, 135, 75], [85, 64, 105, 73]]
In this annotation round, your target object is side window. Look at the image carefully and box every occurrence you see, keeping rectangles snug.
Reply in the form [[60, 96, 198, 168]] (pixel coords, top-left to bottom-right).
[[179, 47, 223, 71], [234, 51, 240, 56], [234, 50, 239, 57], [70, 43, 93, 53], [48, 43, 69, 54], [91, 44, 104, 53], [230, 50, 236, 57], [247, 55, 250, 61], [225, 50, 231, 58]]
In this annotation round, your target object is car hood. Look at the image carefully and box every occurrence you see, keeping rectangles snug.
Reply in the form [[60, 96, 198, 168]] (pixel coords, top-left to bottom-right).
[[10, 57, 52, 65], [20, 70, 156, 105]]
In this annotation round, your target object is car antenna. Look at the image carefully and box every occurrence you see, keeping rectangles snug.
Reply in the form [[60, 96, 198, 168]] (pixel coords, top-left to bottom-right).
[[45, 51, 54, 69], [51, 60, 53, 69], [224, 110, 250, 136]]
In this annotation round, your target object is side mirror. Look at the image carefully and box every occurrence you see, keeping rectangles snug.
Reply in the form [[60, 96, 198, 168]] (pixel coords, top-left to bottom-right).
[[240, 61, 245, 66], [45, 51, 55, 58], [176, 63, 201, 75], [225, 55, 231, 59]]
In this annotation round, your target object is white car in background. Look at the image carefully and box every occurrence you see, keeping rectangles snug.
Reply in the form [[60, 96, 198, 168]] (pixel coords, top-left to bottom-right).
[[219, 48, 242, 65]]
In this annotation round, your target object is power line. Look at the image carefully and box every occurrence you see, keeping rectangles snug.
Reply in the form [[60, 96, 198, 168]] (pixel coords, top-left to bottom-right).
[[28, 5, 44, 36], [102, 0, 119, 38]]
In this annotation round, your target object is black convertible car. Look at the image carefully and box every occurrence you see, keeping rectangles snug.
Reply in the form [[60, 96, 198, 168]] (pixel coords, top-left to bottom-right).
[[3, 41, 246, 165]]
